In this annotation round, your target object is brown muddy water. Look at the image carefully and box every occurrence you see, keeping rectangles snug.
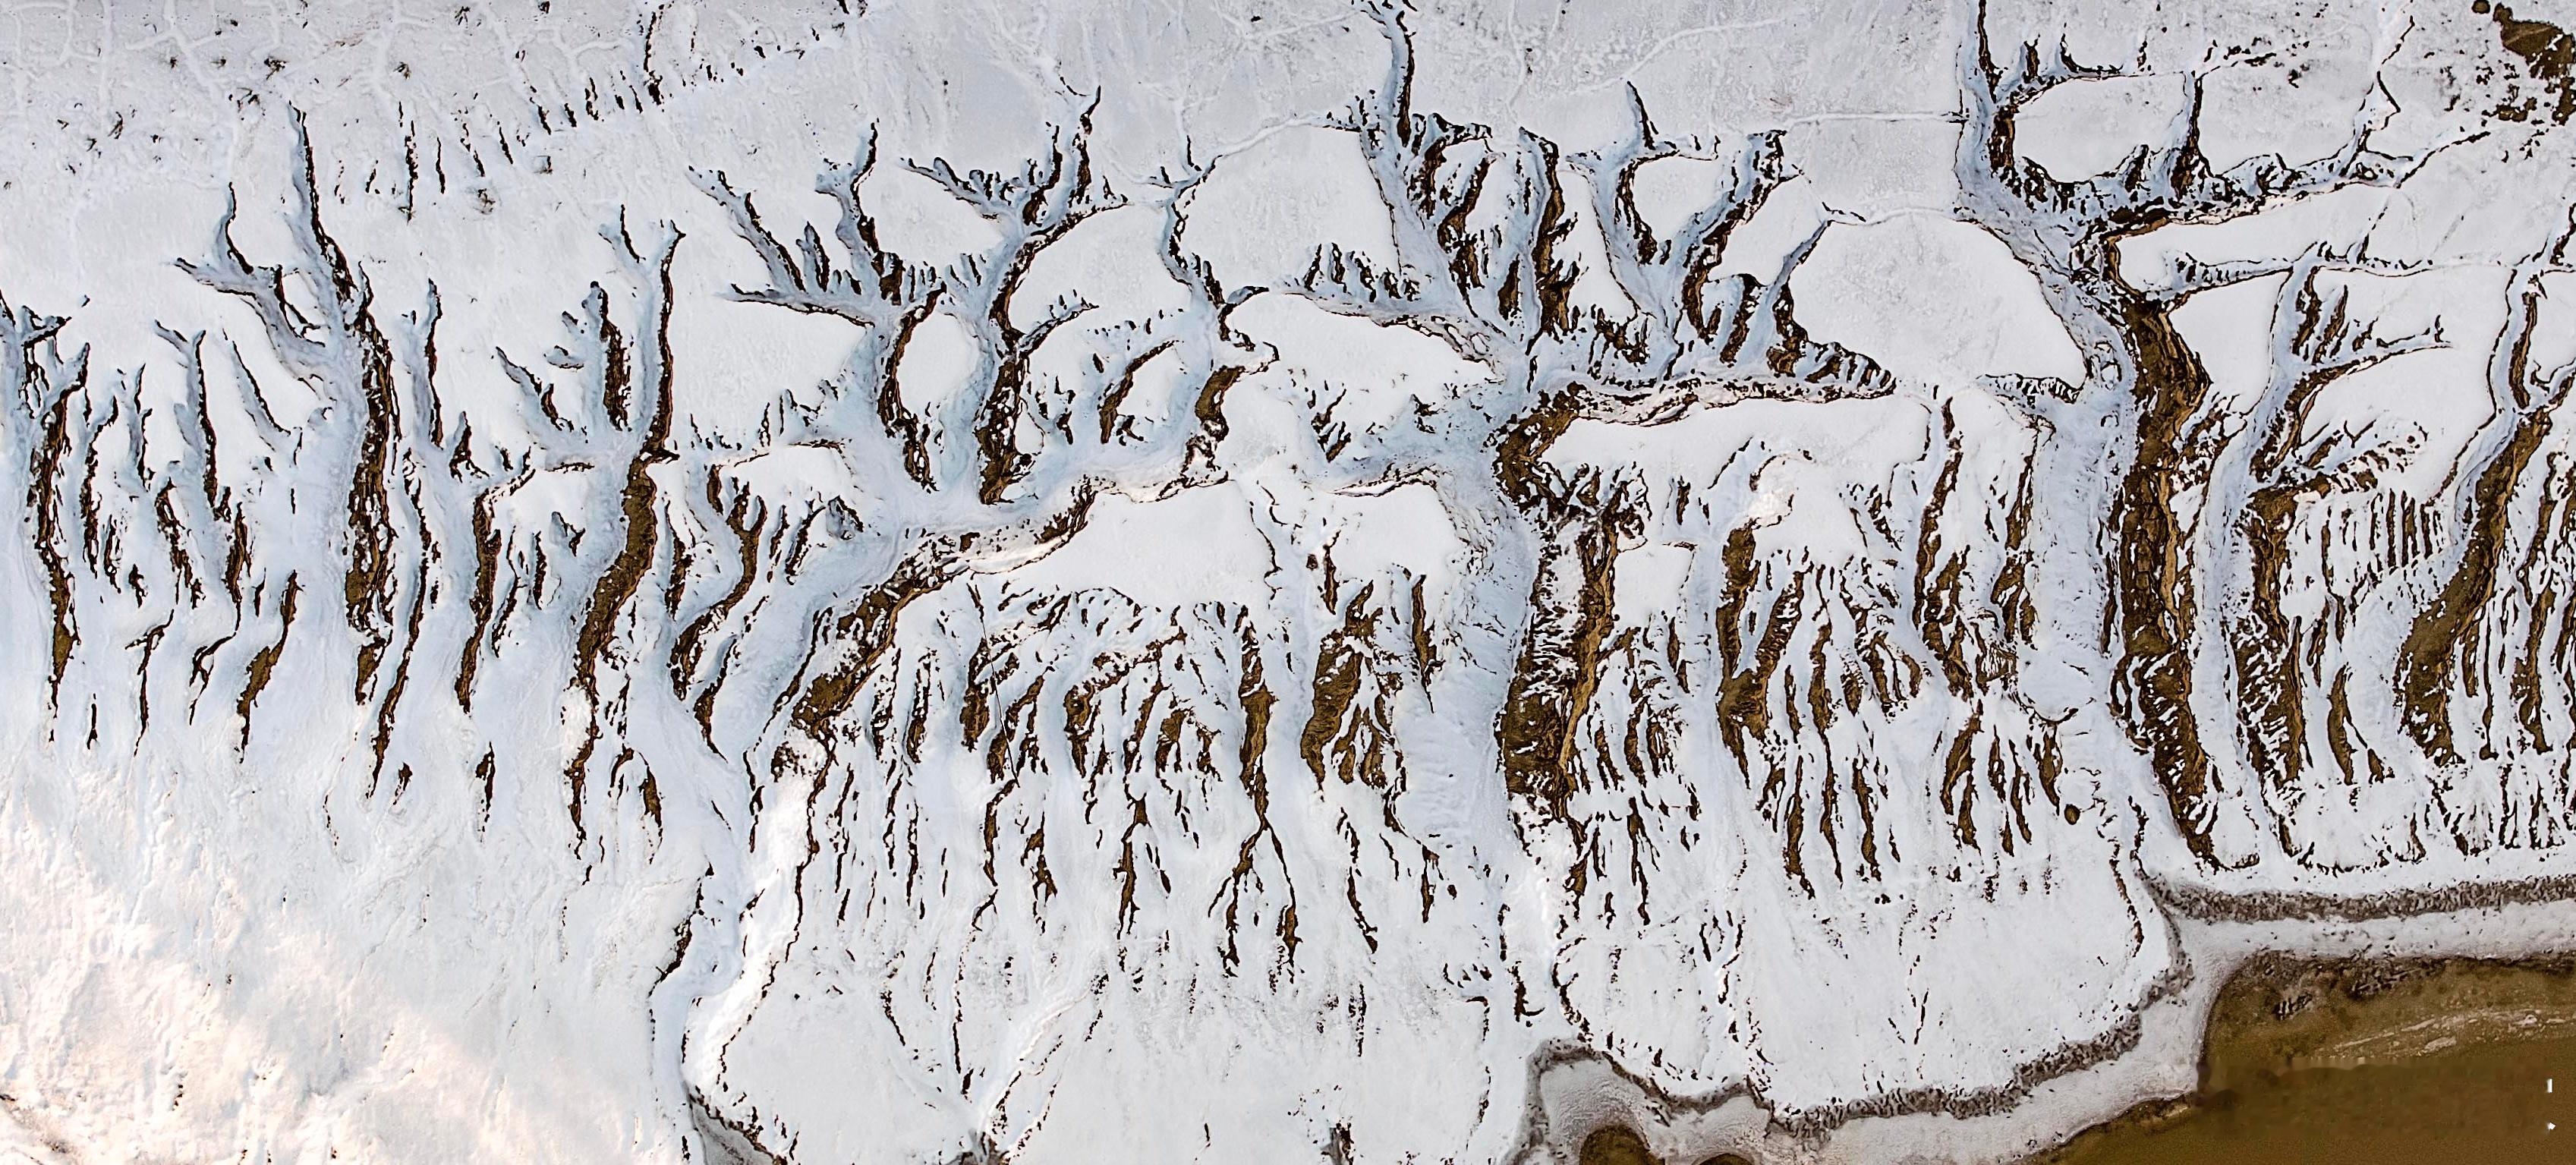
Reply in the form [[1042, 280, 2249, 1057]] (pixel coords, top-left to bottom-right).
[[1576, 1126, 1741, 1165], [2036, 955, 2576, 1164], [1580, 956, 2576, 1165]]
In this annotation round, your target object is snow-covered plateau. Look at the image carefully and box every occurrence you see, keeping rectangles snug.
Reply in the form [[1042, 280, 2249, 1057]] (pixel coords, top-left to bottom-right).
[[2, 0, 2574, 1161]]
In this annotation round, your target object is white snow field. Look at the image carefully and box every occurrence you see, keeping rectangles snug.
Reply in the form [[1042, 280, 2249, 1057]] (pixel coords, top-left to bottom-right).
[[2, 0, 2574, 1161]]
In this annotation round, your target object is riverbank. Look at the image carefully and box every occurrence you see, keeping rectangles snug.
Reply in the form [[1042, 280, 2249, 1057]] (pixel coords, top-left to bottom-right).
[[2030, 954, 2576, 1163], [1526, 894, 2576, 1163]]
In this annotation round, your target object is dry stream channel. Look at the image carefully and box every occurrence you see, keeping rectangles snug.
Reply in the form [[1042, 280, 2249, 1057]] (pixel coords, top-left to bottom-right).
[[1581, 956, 2576, 1164]]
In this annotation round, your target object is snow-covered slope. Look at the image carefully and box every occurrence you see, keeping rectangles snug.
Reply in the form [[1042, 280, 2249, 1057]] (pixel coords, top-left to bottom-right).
[[2, 0, 2574, 1162]]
